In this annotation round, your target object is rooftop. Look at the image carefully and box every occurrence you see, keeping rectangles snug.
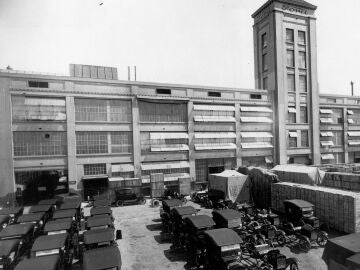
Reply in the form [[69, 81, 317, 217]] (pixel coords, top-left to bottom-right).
[[252, 0, 317, 18]]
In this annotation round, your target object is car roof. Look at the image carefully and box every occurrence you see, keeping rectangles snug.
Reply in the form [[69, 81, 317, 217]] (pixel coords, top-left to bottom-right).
[[29, 204, 52, 213], [52, 209, 77, 219], [83, 228, 114, 244], [212, 209, 242, 221], [83, 246, 121, 270], [14, 255, 60, 270], [0, 239, 21, 256], [162, 199, 182, 208], [60, 201, 80, 210], [90, 206, 112, 216], [0, 223, 35, 239], [204, 228, 243, 247], [38, 199, 59, 205], [0, 207, 23, 216], [185, 215, 215, 229], [17, 212, 45, 223], [0, 215, 10, 224], [86, 215, 112, 228], [284, 199, 314, 209], [31, 233, 68, 251], [172, 206, 196, 216], [44, 218, 72, 232]]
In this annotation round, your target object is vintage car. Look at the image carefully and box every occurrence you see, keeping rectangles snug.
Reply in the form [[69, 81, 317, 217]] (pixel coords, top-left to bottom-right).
[[163, 189, 187, 203], [190, 189, 208, 204], [38, 199, 60, 208], [28, 204, 54, 222], [205, 190, 233, 210], [16, 212, 46, 237], [30, 233, 73, 269], [170, 206, 197, 249], [202, 228, 243, 270], [183, 215, 216, 269], [14, 255, 60, 270], [115, 188, 146, 207], [59, 201, 82, 222], [0, 207, 23, 224], [281, 199, 328, 252], [83, 245, 121, 270], [0, 215, 11, 230], [160, 199, 182, 233], [86, 214, 114, 230], [0, 223, 35, 256], [0, 239, 23, 270]]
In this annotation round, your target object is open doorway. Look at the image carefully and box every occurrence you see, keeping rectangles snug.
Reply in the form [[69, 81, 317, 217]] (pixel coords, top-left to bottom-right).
[[82, 177, 109, 200]]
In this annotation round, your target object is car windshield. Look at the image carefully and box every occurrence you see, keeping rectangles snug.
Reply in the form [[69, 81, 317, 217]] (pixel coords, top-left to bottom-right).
[[302, 207, 314, 216], [35, 249, 59, 257]]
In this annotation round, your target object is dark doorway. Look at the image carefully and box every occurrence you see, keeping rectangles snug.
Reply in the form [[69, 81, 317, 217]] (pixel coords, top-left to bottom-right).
[[208, 166, 224, 175], [83, 177, 109, 200]]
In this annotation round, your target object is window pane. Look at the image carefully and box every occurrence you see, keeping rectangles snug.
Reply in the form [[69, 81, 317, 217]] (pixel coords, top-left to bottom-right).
[[139, 101, 187, 123], [76, 132, 108, 154], [299, 75, 307, 92], [299, 51, 306, 68], [110, 132, 132, 153], [262, 53, 268, 71], [286, 29, 294, 43], [287, 74, 295, 92], [298, 31, 306, 44], [301, 130, 309, 147], [300, 106, 308, 123], [75, 99, 107, 121], [287, 111, 296, 123], [84, 164, 107, 175], [286, 50, 294, 67], [109, 100, 132, 122], [288, 137, 297, 148], [262, 33, 267, 48]]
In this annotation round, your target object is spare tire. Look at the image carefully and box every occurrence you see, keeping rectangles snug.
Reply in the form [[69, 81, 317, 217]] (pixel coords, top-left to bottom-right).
[[151, 199, 160, 207]]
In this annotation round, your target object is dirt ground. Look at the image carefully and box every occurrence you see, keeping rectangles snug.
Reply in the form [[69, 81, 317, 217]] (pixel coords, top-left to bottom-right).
[[114, 200, 333, 270]]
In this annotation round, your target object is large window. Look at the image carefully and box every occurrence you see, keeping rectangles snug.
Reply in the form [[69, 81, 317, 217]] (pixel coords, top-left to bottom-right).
[[140, 132, 188, 153], [139, 101, 187, 123], [13, 132, 67, 156], [299, 51, 307, 68], [286, 29, 294, 43], [76, 132, 108, 155], [287, 107, 296, 123], [301, 130, 309, 147], [286, 50, 295, 67], [287, 74, 295, 92], [298, 31, 306, 45], [110, 132, 133, 153], [299, 75, 307, 92], [300, 106, 308, 123], [12, 96, 66, 121], [333, 131, 344, 146], [84, 164, 107, 176], [288, 131, 297, 148], [261, 33, 267, 48], [75, 99, 131, 122]]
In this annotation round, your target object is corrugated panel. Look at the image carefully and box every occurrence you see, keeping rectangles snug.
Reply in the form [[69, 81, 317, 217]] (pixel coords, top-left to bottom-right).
[[90, 66, 98, 78], [141, 161, 190, 170], [320, 118, 333, 123], [111, 164, 134, 173], [321, 154, 335, 160], [111, 67, 118, 80], [240, 132, 273, 138], [104, 67, 112, 80], [240, 106, 272, 112], [194, 132, 236, 139], [150, 133, 189, 139], [240, 117, 273, 123], [348, 132, 360, 137], [193, 104, 235, 111], [320, 109, 333, 114], [288, 131, 298, 138], [82, 65, 91, 78], [320, 141, 334, 146], [98, 67, 105, 79], [241, 142, 273, 149], [194, 143, 236, 150], [194, 116, 236, 122], [150, 145, 189, 152]]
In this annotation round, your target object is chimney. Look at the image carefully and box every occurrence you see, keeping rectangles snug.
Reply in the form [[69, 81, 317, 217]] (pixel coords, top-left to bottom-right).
[[351, 81, 354, 96]]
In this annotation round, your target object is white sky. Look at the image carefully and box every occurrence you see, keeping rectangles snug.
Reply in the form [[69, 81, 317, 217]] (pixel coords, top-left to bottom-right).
[[0, 0, 359, 95]]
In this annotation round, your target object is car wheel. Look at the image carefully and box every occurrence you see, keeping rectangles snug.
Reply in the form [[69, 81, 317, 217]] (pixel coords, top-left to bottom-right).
[[151, 199, 160, 207], [116, 200, 124, 207], [316, 231, 328, 247], [298, 236, 311, 252], [289, 262, 299, 270], [140, 198, 146, 205]]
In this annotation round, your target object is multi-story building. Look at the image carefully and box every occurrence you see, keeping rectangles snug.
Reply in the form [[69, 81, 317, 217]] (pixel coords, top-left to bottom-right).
[[0, 0, 358, 202]]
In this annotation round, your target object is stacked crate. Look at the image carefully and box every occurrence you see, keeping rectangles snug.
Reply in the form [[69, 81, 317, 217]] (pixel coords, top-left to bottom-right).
[[178, 177, 191, 196], [150, 173, 165, 198], [322, 172, 360, 191], [271, 182, 360, 233]]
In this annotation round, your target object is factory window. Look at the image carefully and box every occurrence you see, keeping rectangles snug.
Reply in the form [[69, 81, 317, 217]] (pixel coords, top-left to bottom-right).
[[262, 77, 268, 90], [286, 29, 294, 43], [332, 108, 343, 124], [156, 88, 171, 95], [208, 91, 221, 97], [11, 96, 66, 121], [140, 132, 188, 153], [299, 75, 307, 93], [84, 164, 107, 176], [250, 94, 262, 100], [111, 171, 134, 178], [75, 99, 107, 121], [301, 130, 309, 147], [288, 131, 297, 148], [28, 81, 49, 88], [109, 100, 132, 122], [139, 101, 187, 123], [299, 51, 307, 69], [298, 31, 306, 45], [333, 131, 344, 146], [287, 107, 296, 123], [348, 109, 360, 125], [286, 50, 295, 67], [261, 33, 267, 48], [300, 106, 308, 123], [76, 132, 108, 155], [262, 53, 268, 71], [110, 132, 133, 153], [13, 132, 67, 156], [287, 74, 295, 92]]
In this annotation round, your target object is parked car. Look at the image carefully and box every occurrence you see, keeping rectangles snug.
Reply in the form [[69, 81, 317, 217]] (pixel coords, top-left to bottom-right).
[[0, 207, 23, 224], [0, 223, 36, 256], [160, 199, 182, 233], [16, 213, 46, 237], [170, 206, 197, 249], [115, 188, 146, 207], [14, 255, 60, 270], [82, 245, 121, 270], [0, 239, 24, 270], [28, 204, 54, 222], [86, 214, 114, 230], [90, 206, 113, 219], [0, 215, 11, 230]]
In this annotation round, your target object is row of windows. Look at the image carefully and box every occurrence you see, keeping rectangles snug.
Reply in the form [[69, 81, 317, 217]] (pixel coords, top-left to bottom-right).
[[286, 29, 306, 45], [287, 130, 309, 148], [287, 74, 307, 93], [286, 50, 306, 69]]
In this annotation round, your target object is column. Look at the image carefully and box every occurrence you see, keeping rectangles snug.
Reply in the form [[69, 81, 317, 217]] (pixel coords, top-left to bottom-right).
[[131, 86, 141, 178], [65, 92, 77, 191]]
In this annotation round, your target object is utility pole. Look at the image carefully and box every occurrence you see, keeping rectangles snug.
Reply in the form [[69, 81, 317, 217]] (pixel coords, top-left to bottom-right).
[[351, 81, 354, 96]]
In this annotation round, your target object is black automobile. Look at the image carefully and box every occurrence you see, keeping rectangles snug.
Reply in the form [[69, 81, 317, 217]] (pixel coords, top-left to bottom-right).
[[160, 199, 182, 233], [0, 208, 23, 224], [281, 199, 328, 252], [202, 228, 243, 270], [0, 215, 11, 230], [170, 206, 197, 249], [0, 223, 36, 256], [30, 233, 73, 269], [205, 190, 233, 210], [86, 214, 114, 230], [115, 188, 146, 207], [28, 204, 54, 222], [14, 255, 60, 270], [183, 215, 216, 269], [83, 245, 121, 270], [0, 239, 23, 270], [16, 212, 46, 237], [90, 206, 113, 220], [59, 201, 82, 223]]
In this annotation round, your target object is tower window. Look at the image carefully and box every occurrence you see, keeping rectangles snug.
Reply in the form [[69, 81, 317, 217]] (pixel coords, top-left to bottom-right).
[[301, 130, 309, 147], [262, 77, 268, 90], [262, 53, 268, 71], [250, 94, 262, 100], [298, 31, 306, 45], [300, 106, 308, 123], [261, 33, 267, 48], [287, 74, 295, 92], [299, 51, 307, 69], [28, 81, 49, 88], [286, 29, 294, 43], [286, 50, 295, 67], [299, 75, 307, 92], [208, 91, 221, 97]]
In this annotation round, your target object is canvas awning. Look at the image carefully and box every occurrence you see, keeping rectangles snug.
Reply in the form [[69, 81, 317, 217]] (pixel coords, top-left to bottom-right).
[[111, 164, 134, 173], [288, 131, 298, 137], [240, 117, 273, 123], [321, 153, 335, 160], [241, 142, 273, 149], [240, 106, 272, 112], [347, 110, 354, 115], [320, 109, 333, 114], [194, 132, 236, 139], [271, 164, 325, 185], [321, 141, 334, 147], [240, 132, 273, 138], [150, 133, 188, 139], [348, 131, 360, 137], [194, 115, 236, 122], [194, 143, 236, 150], [320, 118, 333, 123], [348, 140, 360, 146], [348, 119, 354, 124], [193, 104, 235, 111], [265, 156, 273, 163], [141, 161, 190, 170], [288, 107, 296, 113], [320, 131, 334, 137], [151, 145, 189, 152]]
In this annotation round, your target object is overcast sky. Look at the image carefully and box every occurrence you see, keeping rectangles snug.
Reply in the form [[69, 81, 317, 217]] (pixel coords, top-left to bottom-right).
[[0, 0, 359, 95]]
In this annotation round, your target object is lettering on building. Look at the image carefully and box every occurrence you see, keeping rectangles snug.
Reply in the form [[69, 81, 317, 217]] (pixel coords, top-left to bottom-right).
[[282, 4, 308, 15]]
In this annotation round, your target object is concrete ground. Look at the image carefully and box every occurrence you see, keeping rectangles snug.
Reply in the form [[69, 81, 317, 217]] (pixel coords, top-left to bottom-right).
[[114, 200, 332, 270]]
